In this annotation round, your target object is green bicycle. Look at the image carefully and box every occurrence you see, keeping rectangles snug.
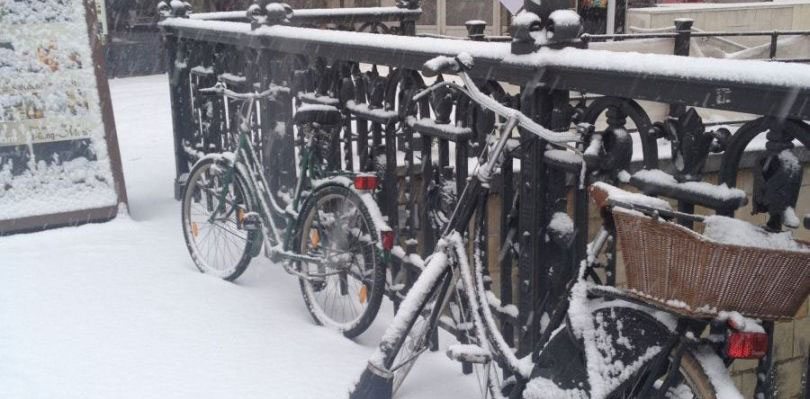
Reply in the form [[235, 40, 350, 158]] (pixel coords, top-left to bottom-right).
[[181, 82, 393, 338]]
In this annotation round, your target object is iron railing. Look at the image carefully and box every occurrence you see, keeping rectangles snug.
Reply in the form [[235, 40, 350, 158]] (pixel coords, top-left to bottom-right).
[[158, 2, 810, 392]]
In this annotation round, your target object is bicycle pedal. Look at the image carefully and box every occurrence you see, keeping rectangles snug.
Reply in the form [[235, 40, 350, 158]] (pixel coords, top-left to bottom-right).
[[241, 212, 262, 231], [446, 344, 491, 365]]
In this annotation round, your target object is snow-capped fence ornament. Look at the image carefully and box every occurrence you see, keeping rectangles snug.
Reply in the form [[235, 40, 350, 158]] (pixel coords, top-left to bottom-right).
[[510, 8, 584, 54], [248, 0, 294, 30], [429, 75, 455, 125], [157, 1, 192, 19]]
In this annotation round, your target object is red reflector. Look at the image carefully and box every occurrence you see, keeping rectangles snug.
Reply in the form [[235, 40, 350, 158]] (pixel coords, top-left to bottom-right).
[[726, 331, 769, 359], [354, 175, 378, 191], [381, 230, 395, 251]]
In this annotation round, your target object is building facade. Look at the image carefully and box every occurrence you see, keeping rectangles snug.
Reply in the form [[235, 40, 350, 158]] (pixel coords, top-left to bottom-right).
[[306, 0, 513, 36]]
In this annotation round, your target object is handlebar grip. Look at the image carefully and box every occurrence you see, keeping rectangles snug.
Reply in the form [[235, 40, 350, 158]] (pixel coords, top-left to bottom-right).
[[422, 53, 474, 78], [422, 56, 461, 78], [198, 87, 222, 96]]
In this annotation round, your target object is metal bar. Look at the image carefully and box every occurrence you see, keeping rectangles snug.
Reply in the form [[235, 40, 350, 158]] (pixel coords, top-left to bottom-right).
[[384, 121, 399, 237], [517, 86, 548, 356], [190, 6, 422, 25], [499, 153, 515, 352], [754, 321, 776, 399], [691, 30, 810, 38], [670, 19, 693, 119], [542, 90, 573, 323], [166, 37, 195, 199], [357, 118, 370, 171], [159, 20, 810, 120], [584, 29, 810, 41]]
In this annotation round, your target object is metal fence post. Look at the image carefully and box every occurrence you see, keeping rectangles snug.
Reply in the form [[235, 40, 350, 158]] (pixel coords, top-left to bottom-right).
[[159, 1, 194, 199], [670, 18, 693, 119], [517, 86, 549, 356]]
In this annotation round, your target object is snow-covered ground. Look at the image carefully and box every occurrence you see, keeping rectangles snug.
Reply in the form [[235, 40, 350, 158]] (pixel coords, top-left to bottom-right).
[[0, 74, 479, 399]]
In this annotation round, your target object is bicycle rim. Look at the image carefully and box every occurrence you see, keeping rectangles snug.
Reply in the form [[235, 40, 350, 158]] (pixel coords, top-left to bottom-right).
[[298, 187, 381, 336], [182, 160, 255, 280]]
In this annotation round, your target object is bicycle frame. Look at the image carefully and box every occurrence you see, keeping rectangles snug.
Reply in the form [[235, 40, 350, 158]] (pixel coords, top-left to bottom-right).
[[359, 111, 529, 395], [201, 87, 353, 270], [353, 65, 744, 399]]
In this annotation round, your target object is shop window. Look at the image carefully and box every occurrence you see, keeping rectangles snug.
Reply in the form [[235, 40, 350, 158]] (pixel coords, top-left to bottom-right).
[[446, 0, 492, 25], [418, 0, 437, 25]]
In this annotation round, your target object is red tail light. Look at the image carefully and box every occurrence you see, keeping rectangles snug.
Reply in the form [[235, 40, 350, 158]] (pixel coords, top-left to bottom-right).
[[726, 331, 769, 359], [381, 230, 395, 252], [354, 175, 378, 191]]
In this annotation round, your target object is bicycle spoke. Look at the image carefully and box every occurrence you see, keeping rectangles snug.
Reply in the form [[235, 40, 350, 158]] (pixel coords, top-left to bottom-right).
[[182, 161, 254, 280]]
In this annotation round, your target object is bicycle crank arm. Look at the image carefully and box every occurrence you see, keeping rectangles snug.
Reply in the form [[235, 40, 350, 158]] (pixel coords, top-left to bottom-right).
[[269, 249, 325, 267]]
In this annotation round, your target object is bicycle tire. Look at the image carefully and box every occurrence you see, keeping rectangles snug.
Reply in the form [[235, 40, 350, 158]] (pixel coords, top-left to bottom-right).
[[390, 269, 453, 395], [181, 157, 260, 281], [294, 183, 386, 338], [672, 351, 718, 399], [612, 350, 718, 399]]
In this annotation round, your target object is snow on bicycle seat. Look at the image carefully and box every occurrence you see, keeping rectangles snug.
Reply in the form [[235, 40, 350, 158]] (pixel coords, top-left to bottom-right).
[[590, 181, 673, 212], [294, 104, 343, 127]]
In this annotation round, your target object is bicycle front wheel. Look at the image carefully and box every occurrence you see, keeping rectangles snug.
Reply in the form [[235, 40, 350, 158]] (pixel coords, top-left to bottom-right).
[[295, 184, 386, 338], [181, 158, 260, 281]]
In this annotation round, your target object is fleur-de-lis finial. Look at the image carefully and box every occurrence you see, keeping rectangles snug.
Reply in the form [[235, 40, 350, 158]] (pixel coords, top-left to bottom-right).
[[157, 0, 192, 19], [249, 0, 293, 29], [157, 1, 172, 18]]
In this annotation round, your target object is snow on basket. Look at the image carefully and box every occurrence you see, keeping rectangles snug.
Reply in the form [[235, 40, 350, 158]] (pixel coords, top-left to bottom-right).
[[594, 184, 810, 321]]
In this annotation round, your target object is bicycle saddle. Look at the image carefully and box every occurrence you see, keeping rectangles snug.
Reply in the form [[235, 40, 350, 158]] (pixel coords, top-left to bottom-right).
[[294, 104, 343, 127]]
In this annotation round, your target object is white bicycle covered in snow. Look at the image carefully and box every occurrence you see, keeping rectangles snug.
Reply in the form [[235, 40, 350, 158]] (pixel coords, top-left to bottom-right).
[[350, 54, 810, 399]]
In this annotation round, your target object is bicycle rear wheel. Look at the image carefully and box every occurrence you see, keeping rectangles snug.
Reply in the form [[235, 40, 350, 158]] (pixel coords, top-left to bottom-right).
[[607, 349, 717, 399], [181, 157, 260, 281], [295, 184, 386, 338]]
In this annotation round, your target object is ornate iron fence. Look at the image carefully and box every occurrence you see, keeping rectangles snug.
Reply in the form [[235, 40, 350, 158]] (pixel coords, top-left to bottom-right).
[[158, 1, 810, 392]]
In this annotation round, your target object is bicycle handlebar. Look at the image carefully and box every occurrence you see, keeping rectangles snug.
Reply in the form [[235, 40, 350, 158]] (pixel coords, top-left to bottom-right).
[[418, 53, 580, 145], [199, 82, 290, 101]]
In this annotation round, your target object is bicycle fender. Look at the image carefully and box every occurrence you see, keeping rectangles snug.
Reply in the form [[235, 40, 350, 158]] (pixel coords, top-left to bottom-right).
[[306, 176, 392, 244], [527, 305, 676, 398], [691, 345, 743, 399]]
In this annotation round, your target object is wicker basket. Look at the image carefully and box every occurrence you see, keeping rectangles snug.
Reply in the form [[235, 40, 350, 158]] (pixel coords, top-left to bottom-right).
[[613, 209, 810, 321]]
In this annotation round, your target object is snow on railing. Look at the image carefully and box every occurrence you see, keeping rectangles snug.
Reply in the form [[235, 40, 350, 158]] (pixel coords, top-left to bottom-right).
[[158, 3, 810, 363]]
